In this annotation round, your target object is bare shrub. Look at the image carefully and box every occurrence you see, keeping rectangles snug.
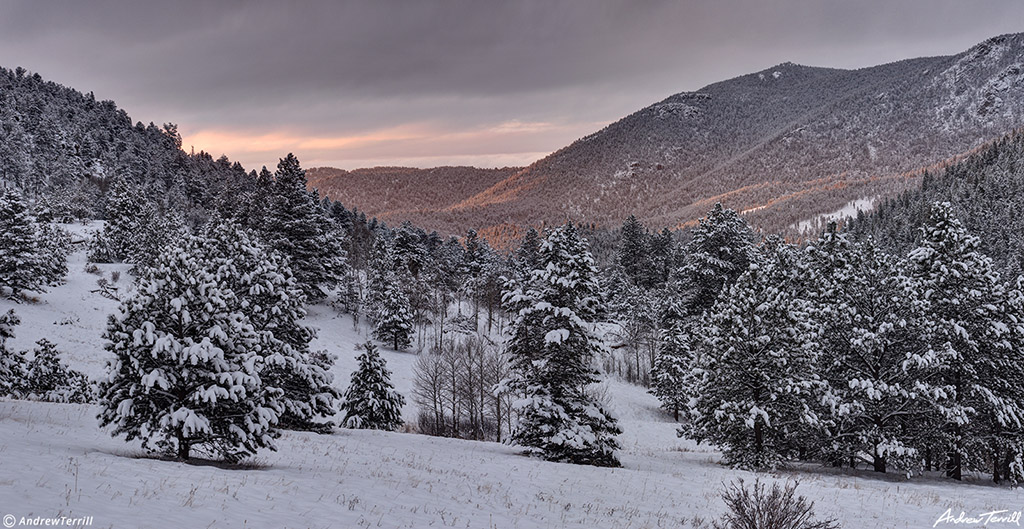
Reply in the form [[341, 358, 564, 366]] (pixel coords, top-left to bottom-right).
[[712, 479, 840, 529]]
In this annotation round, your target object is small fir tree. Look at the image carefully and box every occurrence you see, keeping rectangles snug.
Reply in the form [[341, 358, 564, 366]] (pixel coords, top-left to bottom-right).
[[373, 280, 414, 350], [20, 339, 93, 403], [340, 342, 406, 430]]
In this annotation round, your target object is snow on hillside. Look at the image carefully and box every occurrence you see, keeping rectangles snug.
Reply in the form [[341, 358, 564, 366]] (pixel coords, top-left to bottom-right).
[[795, 197, 877, 234], [1, 244, 1021, 528]]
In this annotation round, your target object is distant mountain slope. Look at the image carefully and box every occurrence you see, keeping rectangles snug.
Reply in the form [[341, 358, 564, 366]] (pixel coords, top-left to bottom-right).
[[312, 33, 1024, 238], [306, 166, 520, 230], [848, 128, 1024, 275]]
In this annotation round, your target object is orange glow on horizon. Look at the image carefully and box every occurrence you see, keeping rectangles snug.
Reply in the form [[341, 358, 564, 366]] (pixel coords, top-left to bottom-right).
[[179, 119, 609, 170]]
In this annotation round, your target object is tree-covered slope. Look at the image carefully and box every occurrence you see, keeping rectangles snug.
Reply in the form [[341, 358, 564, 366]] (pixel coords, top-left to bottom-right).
[[848, 128, 1024, 275]]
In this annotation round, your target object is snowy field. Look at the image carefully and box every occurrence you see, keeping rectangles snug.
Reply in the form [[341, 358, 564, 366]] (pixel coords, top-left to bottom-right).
[[1, 241, 1021, 528]]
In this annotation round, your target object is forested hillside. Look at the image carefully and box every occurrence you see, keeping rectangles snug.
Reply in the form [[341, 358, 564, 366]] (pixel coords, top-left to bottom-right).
[[0, 65, 252, 221], [306, 165, 520, 230], [849, 128, 1024, 275]]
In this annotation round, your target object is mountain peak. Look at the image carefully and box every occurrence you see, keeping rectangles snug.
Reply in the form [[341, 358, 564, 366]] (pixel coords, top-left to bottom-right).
[[310, 33, 1024, 240]]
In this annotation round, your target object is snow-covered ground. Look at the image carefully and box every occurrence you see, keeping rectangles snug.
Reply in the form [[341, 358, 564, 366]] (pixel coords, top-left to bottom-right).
[[1, 240, 1021, 528], [795, 196, 877, 234]]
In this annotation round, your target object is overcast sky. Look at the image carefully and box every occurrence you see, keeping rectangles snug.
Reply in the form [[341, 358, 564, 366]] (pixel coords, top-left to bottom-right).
[[1, 1, 1021, 171]]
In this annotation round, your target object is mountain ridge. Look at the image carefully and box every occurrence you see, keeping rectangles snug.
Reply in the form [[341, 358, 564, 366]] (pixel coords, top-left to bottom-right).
[[309, 33, 1024, 240]]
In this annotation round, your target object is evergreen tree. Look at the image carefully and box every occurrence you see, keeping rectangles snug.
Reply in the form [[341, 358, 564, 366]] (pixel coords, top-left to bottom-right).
[[616, 215, 649, 286], [374, 280, 414, 350], [34, 222, 71, 286], [102, 177, 147, 262], [646, 227, 675, 288], [681, 240, 823, 470], [129, 209, 187, 272], [514, 227, 541, 277], [908, 202, 1024, 481], [996, 277, 1024, 484], [677, 203, 758, 316], [0, 309, 25, 397], [0, 187, 41, 296], [340, 342, 406, 430], [98, 236, 280, 461], [20, 339, 93, 403], [201, 219, 341, 432], [650, 291, 693, 421], [501, 224, 622, 467], [806, 225, 936, 473], [650, 320, 694, 422], [262, 154, 346, 301], [87, 229, 116, 263]]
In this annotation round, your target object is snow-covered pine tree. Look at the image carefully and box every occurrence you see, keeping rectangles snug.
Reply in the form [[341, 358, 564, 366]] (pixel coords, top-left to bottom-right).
[[373, 279, 414, 351], [262, 154, 346, 302], [102, 177, 148, 262], [0, 310, 25, 397], [677, 203, 758, 317], [514, 227, 541, 278], [0, 187, 42, 296], [98, 235, 280, 461], [86, 228, 116, 264], [34, 222, 71, 286], [995, 276, 1024, 484], [908, 202, 1024, 481], [20, 339, 93, 403], [128, 209, 187, 273], [805, 224, 936, 473], [200, 219, 340, 432], [681, 238, 823, 470], [501, 223, 622, 467], [340, 341, 406, 430], [650, 294, 692, 421]]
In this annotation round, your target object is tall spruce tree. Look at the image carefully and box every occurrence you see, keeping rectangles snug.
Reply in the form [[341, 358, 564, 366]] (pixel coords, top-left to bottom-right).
[[501, 224, 622, 467], [806, 225, 936, 473], [514, 227, 542, 278], [262, 154, 346, 302], [908, 202, 1024, 481], [681, 239, 823, 470], [98, 235, 280, 461], [677, 203, 758, 316], [0, 187, 41, 296], [616, 215, 649, 287], [646, 227, 675, 288], [650, 293, 692, 421], [340, 342, 406, 430]]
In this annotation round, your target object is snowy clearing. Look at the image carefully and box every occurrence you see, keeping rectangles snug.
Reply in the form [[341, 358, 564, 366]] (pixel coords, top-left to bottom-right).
[[0, 244, 1021, 528]]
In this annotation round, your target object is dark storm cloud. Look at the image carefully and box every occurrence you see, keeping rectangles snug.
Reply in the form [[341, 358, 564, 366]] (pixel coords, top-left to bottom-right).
[[0, 0, 1021, 169]]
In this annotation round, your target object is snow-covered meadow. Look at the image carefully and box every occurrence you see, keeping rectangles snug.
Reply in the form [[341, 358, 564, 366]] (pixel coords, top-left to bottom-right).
[[0, 240, 1021, 529]]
